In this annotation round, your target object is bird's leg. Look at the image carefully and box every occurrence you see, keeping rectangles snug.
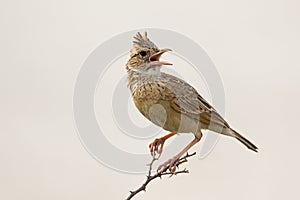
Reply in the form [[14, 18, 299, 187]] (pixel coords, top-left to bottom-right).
[[149, 132, 175, 158], [157, 137, 201, 173]]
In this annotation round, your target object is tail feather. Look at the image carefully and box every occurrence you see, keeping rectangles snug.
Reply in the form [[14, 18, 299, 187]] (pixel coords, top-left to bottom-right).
[[231, 129, 258, 152]]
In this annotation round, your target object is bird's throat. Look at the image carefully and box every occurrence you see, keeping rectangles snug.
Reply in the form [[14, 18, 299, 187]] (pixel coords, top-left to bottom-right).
[[127, 67, 161, 93]]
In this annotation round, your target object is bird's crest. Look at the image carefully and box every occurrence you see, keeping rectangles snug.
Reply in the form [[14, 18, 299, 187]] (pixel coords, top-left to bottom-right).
[[133, 32, 158, 50]]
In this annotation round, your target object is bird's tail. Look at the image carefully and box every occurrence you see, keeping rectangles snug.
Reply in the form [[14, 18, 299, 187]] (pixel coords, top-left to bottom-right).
[[230, 129, 258, 152]]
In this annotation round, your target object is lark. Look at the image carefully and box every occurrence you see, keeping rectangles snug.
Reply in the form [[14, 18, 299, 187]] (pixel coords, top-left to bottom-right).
[[126, 32, 258, 172]]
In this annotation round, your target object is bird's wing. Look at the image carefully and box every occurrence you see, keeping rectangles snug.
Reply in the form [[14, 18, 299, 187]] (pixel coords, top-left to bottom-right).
[[160, 73, 229, 128]]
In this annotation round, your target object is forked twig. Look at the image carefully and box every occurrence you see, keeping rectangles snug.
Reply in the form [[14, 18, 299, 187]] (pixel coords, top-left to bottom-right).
[[126, 152, 196, 200]]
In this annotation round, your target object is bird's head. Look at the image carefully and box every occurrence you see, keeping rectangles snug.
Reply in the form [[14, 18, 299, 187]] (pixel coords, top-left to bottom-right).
[[126, 32, 172, 72]]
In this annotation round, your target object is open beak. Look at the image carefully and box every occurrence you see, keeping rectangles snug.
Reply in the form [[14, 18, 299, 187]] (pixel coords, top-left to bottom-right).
[[149, 48, 172, 66]]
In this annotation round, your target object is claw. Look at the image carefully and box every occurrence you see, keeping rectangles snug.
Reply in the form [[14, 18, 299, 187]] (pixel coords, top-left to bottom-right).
[[149, 138, 165, 158], [156, 156, 180, 175], [149, 132, 175, 158]]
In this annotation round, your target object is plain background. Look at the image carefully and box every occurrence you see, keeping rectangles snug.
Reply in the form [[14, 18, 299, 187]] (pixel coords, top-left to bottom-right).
[[1, 0, 300, 199]]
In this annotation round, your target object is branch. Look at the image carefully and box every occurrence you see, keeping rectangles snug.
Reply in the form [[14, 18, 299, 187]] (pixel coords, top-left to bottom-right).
[[126, 152, 196, 200]]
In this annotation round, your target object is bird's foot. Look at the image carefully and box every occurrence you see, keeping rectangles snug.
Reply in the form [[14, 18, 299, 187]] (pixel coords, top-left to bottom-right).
[[157, 156, 180, 174], [149, 138, 166, 158]]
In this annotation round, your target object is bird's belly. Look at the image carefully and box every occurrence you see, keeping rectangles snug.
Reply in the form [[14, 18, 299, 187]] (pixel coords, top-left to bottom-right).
[[134, 98, 200, 133]]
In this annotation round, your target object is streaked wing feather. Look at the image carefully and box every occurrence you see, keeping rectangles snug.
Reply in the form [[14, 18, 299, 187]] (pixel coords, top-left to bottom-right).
[[161, 73, 229, 128]]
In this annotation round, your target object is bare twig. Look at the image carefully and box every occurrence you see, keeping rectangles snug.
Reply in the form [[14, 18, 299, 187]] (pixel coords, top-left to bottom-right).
[[126, 152, 196, 200]]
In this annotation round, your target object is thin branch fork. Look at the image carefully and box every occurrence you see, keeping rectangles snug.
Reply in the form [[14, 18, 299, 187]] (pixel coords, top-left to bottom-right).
[[126, 152, 196, 200]]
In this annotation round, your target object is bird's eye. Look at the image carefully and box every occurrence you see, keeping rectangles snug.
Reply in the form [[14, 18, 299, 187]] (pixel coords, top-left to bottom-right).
[[139, 51, 147, 57]]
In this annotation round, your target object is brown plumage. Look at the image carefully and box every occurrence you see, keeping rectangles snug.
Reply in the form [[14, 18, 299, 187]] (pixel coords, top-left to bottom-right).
[[126, 32, 258, 172]]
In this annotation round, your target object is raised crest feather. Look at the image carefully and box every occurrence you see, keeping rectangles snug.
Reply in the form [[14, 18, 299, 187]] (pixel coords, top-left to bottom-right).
[[133, 32, 158, 49]]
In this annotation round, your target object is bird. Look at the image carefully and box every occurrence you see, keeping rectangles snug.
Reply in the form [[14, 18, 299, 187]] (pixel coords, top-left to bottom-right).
[[126, 32, 258, 172]]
